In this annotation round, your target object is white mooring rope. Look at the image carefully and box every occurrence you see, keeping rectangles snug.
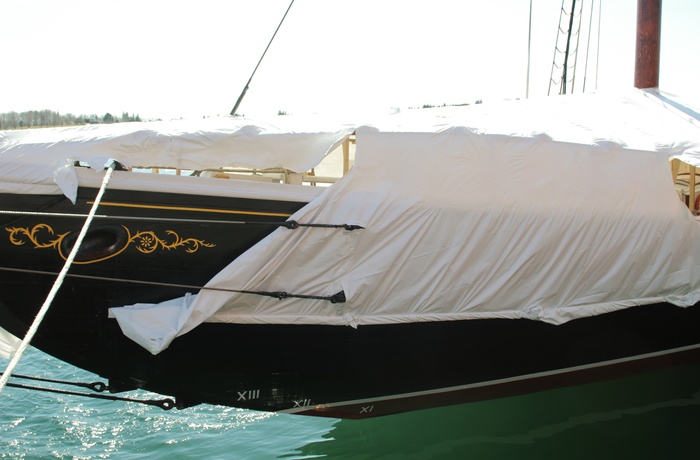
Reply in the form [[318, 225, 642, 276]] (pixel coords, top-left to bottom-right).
[[0, 161, 117, 393]]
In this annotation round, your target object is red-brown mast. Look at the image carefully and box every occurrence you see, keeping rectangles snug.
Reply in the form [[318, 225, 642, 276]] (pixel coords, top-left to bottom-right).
[[634, 0, 662, 89]]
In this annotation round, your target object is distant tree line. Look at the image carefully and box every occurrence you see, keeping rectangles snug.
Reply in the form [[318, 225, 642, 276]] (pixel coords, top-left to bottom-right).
[[412, 100, 483, 110], [0, 110, 142, 130]]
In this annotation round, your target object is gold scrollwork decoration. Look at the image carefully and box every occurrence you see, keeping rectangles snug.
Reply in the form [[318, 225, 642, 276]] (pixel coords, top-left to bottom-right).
[[129, 229, 216, 254], [6, 224, 69, 249], [6, 223, 215, 263]]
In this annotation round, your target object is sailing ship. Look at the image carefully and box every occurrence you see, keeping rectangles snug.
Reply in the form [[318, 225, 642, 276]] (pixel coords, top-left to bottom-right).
[[1, 0, 699, 419]]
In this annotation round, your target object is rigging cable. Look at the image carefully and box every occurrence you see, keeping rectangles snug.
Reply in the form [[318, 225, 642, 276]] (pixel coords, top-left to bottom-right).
[[0, 209, 363, 230], [560, 0, 577, 94], [0, 210, 360, 304], [570, 0, 584, 93], [230, 0, 295, 116], [595, 0, 601, 90], [0, 266, 347, 303], [0, 373, 175, 410], [582, 0, 596, 92], [526, 0, 532, 98], [548, 0, 567, 95], [0, 161, 118, 394], [549, 0, 588, 95]]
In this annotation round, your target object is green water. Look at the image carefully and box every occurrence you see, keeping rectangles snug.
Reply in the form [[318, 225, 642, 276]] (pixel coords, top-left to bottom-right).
[[1, 347, 699, 459]]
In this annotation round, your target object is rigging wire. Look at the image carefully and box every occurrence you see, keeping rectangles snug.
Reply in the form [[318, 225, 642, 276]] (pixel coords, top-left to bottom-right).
[[570, 0, 584, 93], [547, 0, 602, 95], [0, 161, 118, 394], [548, 0, 567, 95], [0, 266, 347, 303], [526, 0, 532, 98], [595, 0, 602, 90], [230, 0, 296, 116], [2, 378, 175, 410], [549, 0, 596, 95], [0, 373, 175, 409], [560, 0, 578, 94], [0, 209, 362, 230], [0, 208, 357, 301], [582, 0, 596, 92], [1, 372, 108, 392]]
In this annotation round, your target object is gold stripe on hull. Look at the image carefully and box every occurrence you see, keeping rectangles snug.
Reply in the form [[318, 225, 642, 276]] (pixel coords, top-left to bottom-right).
[[89, 201, 293, 218]]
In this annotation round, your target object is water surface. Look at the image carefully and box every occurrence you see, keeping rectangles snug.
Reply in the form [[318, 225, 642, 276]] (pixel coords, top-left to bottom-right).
[[1, 348, 698, 458]]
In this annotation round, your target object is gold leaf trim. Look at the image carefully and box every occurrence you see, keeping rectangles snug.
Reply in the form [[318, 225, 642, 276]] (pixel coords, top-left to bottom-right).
[[7, 224, 69, 250], [129, 229, 216, 254], [6, 224, 215, 263]]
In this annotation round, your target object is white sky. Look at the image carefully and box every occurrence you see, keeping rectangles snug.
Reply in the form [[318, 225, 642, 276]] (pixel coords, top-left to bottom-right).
[[1, 0, 699, 120]]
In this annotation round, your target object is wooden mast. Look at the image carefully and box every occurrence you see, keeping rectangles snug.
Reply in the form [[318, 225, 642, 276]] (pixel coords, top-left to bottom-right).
[[634, 0, 661, 89], [640, 0, 696, 210]]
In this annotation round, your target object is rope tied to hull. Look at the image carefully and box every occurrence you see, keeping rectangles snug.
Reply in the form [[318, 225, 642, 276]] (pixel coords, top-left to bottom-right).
[[0, 161, 119, 394]]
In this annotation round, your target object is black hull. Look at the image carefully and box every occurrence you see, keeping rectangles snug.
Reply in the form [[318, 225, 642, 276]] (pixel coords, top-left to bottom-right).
[[2, 186, 700, 419], [3, 299, 700, 420]]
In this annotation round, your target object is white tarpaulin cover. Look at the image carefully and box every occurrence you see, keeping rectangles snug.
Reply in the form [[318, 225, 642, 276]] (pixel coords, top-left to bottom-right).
[[0, 325, 21, 359], [105, 89, 700, 354], [0, 116, 354, 202]]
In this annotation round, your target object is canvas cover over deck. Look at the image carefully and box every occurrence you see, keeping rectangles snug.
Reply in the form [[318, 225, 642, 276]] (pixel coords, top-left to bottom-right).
[[0, 115, 354, 202], [2, 89, 700, 354]]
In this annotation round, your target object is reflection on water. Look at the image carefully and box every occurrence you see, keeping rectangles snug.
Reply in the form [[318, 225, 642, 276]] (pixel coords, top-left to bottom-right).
[[293, 363, 700, 459], [1, 348, 699, 459], [0, 349, 338, 459]]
